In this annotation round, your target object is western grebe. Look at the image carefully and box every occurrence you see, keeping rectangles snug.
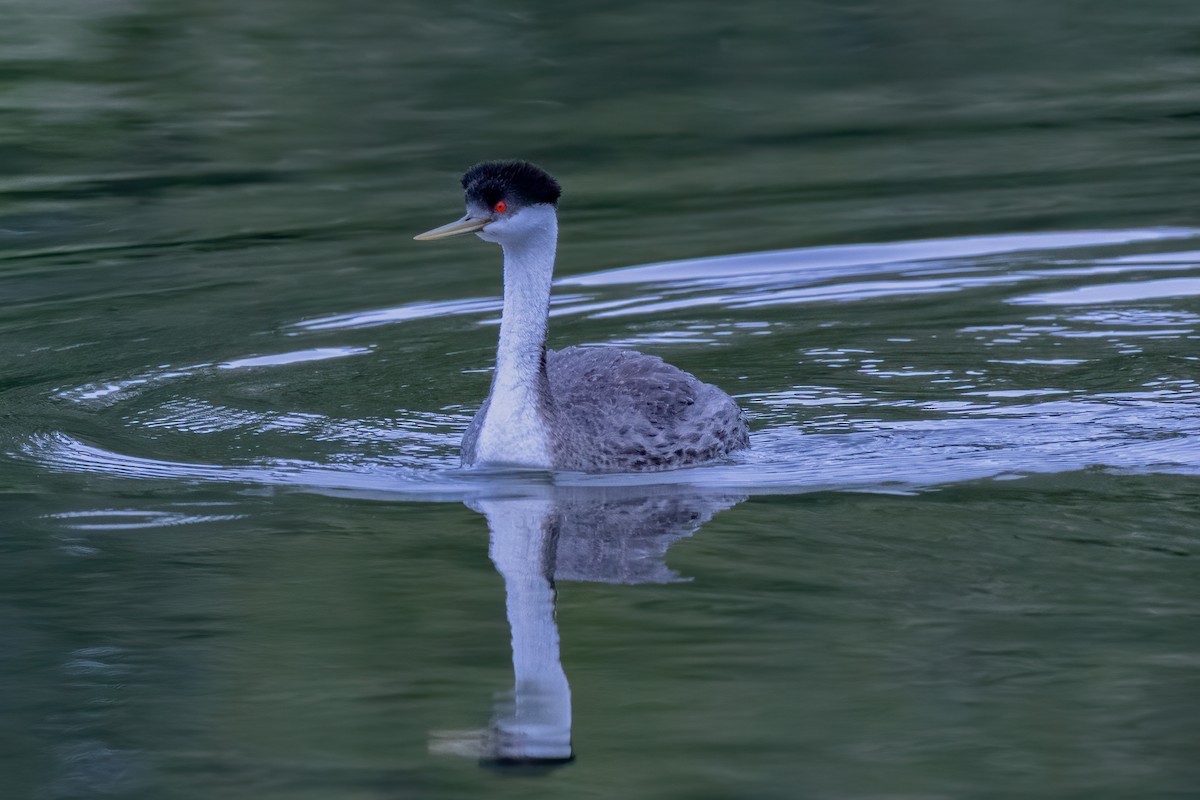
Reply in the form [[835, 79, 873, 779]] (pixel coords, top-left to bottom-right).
[[415, 160, 749, 472]]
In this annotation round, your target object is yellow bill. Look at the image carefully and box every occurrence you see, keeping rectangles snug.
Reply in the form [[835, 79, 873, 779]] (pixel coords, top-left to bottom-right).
[[413, 215, 489, 241]]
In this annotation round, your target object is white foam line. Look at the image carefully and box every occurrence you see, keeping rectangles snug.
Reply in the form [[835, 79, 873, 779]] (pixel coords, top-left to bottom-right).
[[219, 346, 372, 370], [1010, 277, 1200, 306], [559, 229, 1196, 287]]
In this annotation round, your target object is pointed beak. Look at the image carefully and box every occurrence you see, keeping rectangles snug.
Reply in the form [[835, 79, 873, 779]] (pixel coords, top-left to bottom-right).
[[413, 215, 490, 241]]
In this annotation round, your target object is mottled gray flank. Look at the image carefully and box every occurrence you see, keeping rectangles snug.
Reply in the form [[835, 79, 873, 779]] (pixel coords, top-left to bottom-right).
[[462, 345, 750, 472]]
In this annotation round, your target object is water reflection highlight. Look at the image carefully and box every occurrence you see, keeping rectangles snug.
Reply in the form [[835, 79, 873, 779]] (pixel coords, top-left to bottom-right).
[[432, 487, 742, 765]]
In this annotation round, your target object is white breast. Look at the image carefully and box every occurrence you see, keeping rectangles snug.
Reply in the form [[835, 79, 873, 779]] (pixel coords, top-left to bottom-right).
[[474, 383, 553, 468]]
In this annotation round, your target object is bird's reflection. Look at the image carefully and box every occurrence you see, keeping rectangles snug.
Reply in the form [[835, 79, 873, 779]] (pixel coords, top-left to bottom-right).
[[433, 486, 743, 766]]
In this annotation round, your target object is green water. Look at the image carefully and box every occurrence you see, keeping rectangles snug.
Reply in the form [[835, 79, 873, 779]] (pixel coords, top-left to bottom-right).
[[3, 2, 1200, 798]]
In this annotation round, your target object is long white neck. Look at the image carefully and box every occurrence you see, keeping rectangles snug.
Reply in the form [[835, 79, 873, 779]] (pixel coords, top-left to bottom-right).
[[475, 206, 558, 468], [479, 497, 573, 761]]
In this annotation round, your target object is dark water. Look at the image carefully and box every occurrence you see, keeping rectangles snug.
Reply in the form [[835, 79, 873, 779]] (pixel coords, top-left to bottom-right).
[[3, 2, 1200, 798]]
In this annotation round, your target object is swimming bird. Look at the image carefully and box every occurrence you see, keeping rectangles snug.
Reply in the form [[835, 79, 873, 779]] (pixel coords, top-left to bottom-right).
[[415, 160, 749, 472]]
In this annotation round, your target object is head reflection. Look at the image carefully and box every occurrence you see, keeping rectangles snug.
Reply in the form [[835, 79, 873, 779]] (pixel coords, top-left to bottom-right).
[[450, 486, 743, 767]]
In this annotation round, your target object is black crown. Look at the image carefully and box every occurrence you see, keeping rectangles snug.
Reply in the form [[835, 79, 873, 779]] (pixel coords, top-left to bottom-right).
[[462, 160, 562, 209]]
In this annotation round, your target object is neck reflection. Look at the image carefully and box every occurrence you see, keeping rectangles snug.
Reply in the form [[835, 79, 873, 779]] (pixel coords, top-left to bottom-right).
[[456, 486, 743, 767]]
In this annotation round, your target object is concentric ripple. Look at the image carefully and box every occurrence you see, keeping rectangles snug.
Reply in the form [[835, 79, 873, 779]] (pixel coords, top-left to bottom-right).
[[23, 227, 1200, 500]]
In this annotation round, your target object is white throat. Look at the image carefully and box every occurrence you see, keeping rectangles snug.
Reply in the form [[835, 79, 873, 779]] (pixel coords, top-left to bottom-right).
[[474, 206, 558, 469]]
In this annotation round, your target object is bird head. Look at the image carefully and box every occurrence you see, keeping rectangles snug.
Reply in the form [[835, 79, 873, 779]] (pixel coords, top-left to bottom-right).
[[414, 160, 561, 245]]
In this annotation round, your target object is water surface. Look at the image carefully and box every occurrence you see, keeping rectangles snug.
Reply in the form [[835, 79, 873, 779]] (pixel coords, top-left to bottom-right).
[[3, 2, 1199, 798]]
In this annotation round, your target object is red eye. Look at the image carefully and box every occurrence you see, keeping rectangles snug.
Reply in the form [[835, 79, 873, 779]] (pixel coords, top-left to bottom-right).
[[494, 200, 507, 214]]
